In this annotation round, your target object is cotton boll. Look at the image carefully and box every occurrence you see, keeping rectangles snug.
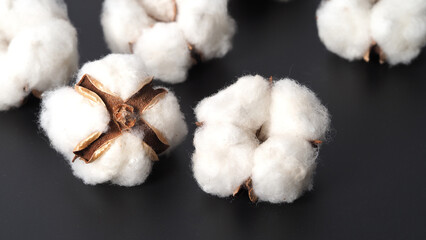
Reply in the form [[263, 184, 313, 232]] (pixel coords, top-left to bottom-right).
[[142, 90, 188, 150], [7, 19, 78, 93], [371, 0, 426, 65], [195, 75, 271, 131], [40, 87, 110, 159], [193, 123, 258, 197], [0, 67, 28, 111], [263, 79, 330, 141], [77, 54, 150, 100], [133, 23, 192, 83], [316, 0, 373, 61], [176, 0, 236, 59], [139, 0, 176, 22], [252, 136, 317, 203], [101, 0, 154, 53]]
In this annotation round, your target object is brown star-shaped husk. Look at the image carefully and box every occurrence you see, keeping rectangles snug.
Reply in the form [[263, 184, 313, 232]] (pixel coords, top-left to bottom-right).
[[72, 74, 169, 163]]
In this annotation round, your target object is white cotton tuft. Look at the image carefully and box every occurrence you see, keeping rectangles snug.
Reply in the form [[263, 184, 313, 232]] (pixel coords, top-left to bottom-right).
[[193, 123, 258, 197], [192, 75, 330, 204], [370, 0, 426, 65], [133, 23, 192, 83], [195, 75, 271, 131], [316, 0, 426, 65], [316, 0, 372, 61], [252, 136, 317, 203], [0, 0, 78, 111], [40, 54, 188, 186], [176, 0, 236, 60], [101, 0, 236, 83]]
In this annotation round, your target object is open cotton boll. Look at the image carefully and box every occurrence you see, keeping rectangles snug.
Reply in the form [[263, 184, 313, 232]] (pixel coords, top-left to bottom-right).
[[371, 0, 426, 65], [101, 0, 236, 83], [263, 79, 330, 141], [192, 75, 330, 204], [176, 0, 236, 60], [40, 87, 110, 159], [316, 0, 373, 61], [193, 123, 258, 197], [0, 0, 78, 111], [133, 23, 192, 83], [101, 0, 154, 53], [252, 136, 317, 203], [77, 54, 150, 100], [41, 53, 188, 186], [195, 75, 271, 131]]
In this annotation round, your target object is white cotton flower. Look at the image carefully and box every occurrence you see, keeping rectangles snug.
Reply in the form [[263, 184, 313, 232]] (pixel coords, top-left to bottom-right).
[[101, 0, 236, 84], [0, 0, 78, 111], [316, 0, 426, 65], [192, 75, 330, 204], [40, 54, 188, 186]]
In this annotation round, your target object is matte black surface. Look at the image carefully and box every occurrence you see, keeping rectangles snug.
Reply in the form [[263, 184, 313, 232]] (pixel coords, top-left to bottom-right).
[[1, 0, 425, 239]]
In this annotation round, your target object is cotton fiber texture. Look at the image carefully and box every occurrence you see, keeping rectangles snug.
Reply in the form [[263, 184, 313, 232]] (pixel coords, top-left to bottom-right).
[[0, 0, 78, 110], [192, 75, 330, 204], [40, 54, 188, 186], [316, 0, 426, 65], [101, 0, 236, 83]]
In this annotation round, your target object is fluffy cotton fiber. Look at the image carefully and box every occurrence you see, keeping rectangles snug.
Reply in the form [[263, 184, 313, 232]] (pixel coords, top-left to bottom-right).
[[316, 0, 426, 65], [101, 0, 236, 83], [40, 54, 188, 186], [192, 75, 330, 204], [0, 0, 78, 110]]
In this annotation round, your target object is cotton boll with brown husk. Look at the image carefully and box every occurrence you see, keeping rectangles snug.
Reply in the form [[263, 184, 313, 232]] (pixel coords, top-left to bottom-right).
[[40, 54, 188, 186]]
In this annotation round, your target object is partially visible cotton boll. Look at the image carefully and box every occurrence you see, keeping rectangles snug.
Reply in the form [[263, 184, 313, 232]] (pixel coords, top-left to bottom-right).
[[133, 23, 192, 83], [192, 75, 330, 204], [371, 0, 426, 65], [176, 0, 236, 60], [101, 0, 154, 53], [316, 0, 372, 61], [101, 0, 236, 83], [40, 54, 188, 186], [195, 75, 271, 131], [252, 136, 317, 203], [263, 79, 330, 141], [0, 0, 78, 111], [193, 123, 258, 197]]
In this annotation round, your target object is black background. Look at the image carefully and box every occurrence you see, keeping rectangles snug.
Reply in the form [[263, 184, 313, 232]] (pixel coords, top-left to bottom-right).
[[1, 0, 425, 239]]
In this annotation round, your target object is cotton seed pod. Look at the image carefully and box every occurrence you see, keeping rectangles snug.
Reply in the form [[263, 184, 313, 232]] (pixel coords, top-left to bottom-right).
[[40, 54, 188, 186], [101, 0, 236, 83], [192, 75, 330, 204], [316, 0, 426, 65], [0, 0, 78, 110]]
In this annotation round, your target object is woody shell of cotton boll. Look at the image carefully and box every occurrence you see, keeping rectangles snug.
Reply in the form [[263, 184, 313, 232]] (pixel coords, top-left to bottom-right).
[[101, 0, 236, 83], [370, 0, 426, 65], [40, 54, 188, 186], [0, 0, 78, 111], [317, 0, 426, 65], [192, 75, 330, 204], [316, 0, 373, 61]]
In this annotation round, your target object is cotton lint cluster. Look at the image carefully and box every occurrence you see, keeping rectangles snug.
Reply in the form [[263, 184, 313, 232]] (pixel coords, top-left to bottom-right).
[[316, 0, 426, 65], [0, 0, 78, 110], [101, 0, 236, 83], [40, 54, 188, 186], [192, 75, 330, 204]]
